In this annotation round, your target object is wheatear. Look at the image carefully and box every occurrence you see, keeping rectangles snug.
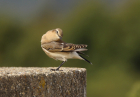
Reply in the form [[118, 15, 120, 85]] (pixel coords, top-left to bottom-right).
[[41, 28, 92, 71]]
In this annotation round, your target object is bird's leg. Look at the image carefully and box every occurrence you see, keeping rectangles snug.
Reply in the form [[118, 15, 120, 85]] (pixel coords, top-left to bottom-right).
[[56, 61, 65, 70], [51, 61, 66, 71]]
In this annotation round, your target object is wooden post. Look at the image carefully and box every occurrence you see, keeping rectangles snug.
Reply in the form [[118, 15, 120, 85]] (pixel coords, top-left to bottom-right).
[[0, 67, 86, 97]]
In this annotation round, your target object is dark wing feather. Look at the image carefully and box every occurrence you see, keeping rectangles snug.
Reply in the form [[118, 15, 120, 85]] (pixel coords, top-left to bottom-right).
[[63, 43, 87, 51]]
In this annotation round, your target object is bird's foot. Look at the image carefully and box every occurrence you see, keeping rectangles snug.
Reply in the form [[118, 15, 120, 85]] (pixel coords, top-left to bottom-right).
[[50, 69, 63, 71], [50, 69, 57, 71]]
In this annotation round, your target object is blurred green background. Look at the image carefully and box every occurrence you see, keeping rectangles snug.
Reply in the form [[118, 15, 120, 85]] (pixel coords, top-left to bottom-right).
[[0, 0, 140, 97]]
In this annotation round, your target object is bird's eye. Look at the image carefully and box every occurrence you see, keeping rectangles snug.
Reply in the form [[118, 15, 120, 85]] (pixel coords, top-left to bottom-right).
[[56, 29, 59, 34]]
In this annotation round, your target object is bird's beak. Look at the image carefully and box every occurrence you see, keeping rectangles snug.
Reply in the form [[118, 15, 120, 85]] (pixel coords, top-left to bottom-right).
[[59, 36, 62, 40]]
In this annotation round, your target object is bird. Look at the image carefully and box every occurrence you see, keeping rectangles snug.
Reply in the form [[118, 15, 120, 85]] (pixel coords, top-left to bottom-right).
[[41, 28, 92, 71]]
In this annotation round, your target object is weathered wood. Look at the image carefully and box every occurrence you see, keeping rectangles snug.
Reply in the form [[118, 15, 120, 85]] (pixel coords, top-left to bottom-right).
[[0, 67, 86, 97]]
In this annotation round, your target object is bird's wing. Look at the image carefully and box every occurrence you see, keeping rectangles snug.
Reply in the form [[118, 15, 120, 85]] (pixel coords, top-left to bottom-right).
[[41, 42, 63, 52], [41, 42, 88, 52], [63, 43, 88, 52]]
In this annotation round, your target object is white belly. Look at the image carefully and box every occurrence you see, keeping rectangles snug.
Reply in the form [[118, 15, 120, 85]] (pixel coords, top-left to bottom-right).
[[42, 48, 82, 61]]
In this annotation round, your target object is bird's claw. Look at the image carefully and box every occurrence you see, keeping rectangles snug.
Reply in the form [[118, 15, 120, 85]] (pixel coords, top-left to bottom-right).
[[50, 69, 63, 71]]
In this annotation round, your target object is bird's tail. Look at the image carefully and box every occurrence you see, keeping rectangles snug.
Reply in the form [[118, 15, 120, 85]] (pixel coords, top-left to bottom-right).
[[78, 53, 92, 65]]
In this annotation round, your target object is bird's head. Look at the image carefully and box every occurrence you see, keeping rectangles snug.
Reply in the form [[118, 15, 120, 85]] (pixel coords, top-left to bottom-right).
[[41, 28, 63, 44]]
